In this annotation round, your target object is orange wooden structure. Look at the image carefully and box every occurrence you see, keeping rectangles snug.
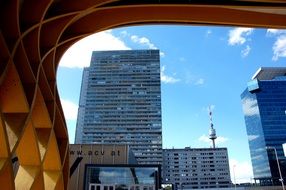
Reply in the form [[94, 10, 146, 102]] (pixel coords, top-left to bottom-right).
[[0, 0, 286, 189]]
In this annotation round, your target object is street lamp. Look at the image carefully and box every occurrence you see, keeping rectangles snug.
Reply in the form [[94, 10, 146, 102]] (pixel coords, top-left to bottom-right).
[[233, 165, 237, 190], [266, 146, 285, 190]]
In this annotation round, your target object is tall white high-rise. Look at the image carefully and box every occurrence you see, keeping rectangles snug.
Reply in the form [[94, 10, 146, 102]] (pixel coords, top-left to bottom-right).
[[75, 50, 162, 164]]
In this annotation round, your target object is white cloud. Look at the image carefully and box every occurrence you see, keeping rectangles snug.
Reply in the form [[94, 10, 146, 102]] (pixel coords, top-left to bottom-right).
[[241, 45, 251, 58], [59, 30, 130, 68], [131, 35, 156, 49], [184, 72, 204, 86], [265, 29, 286, 61], [61, 99, 78, 120], [130, 35, 165, 57], [216, 136, 228, 144], [198, 134, 210, 143], [242, 97, 259, 116], [252, 154, 264, 161], [206, 29, 212, 37], [248, 135, 259, 141], [198, 134, 228, 145], [120, 30, 128, 37], [228, 27, 253, 46], [195, 78, 204, 85], [267, 29, 286, 36], [229, 159, 253, 184], [160, 52, 165, 57], [272, 35, 286, 61], [161, 66, 180, 84]]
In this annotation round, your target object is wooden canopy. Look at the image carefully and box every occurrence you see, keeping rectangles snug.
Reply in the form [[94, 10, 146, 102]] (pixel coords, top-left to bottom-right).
[[0, 0, 286, 189]]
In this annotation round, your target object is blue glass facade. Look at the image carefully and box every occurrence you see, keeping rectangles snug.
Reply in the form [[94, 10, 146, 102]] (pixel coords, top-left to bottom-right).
[[241, 70, 286, 185]]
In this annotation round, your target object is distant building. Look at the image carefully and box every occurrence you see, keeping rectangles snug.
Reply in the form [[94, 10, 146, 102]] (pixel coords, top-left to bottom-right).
[[241, 67, 286, 186], [162, 147, 231, 189], [69, 144, 161, 190], [75, 50, 162, 165]]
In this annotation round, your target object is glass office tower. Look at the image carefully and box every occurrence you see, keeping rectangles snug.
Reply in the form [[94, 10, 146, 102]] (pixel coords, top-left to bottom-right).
[[75, 50, 162, 164], [241, 67, 286, 185]]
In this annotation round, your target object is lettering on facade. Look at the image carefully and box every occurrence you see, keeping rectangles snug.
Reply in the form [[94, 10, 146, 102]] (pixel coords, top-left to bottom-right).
[[70, 150, 121, 156]]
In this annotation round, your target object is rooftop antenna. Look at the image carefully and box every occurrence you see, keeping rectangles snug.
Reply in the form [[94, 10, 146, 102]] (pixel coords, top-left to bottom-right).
[[208, 106, 217, 148]]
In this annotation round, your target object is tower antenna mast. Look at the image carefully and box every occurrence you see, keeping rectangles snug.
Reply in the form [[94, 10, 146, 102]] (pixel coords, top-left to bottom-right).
[[209, 106, 217, 148]]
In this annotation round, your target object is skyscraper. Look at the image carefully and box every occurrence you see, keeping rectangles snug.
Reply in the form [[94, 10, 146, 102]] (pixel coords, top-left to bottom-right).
[[75, 50, 162, 164], [241, 67, 286, 186]]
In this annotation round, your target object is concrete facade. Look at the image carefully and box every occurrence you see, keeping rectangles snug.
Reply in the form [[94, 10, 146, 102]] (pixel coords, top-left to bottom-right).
[[75, 50, 162, 165], [162, 147, 231, 189], [69, 144, 135, 190]]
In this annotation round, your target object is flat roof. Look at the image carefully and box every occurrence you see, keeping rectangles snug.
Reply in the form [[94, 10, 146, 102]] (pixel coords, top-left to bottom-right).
[[163, 147, 227, 151], [252, 67, 286, 80]]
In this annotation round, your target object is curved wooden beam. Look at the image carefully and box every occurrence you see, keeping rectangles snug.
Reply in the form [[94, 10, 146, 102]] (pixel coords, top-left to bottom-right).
[[0, 0, 286, 189]]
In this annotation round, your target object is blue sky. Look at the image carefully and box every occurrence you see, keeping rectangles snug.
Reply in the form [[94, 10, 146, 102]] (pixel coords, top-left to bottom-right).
[[57, 26, 286, 183]]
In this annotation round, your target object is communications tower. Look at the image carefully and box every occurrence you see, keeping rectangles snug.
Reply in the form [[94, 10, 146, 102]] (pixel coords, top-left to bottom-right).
[[208, 106, 217, 148]]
